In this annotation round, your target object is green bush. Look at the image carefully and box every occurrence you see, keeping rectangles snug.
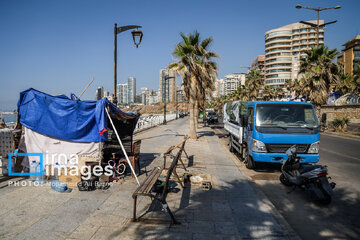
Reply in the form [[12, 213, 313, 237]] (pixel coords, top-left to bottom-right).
[[332, 118, 343, 128], [343, 117, 350, 125], [332, 117, 350, 131]]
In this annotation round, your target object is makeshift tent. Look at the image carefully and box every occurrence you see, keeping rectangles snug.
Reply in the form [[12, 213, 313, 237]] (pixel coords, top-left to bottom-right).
[[16, 88, 140, 183]]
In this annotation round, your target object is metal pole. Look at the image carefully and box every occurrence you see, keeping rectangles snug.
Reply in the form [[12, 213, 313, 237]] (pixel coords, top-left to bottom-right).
[[316, 10, 319, 47], [114, 23, 118, 105], [163, 75, 167, 124], [176, 102, 178, 119]]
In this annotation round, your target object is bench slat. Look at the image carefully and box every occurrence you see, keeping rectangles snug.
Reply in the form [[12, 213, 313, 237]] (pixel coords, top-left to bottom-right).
[[133, 167, 161, 196]]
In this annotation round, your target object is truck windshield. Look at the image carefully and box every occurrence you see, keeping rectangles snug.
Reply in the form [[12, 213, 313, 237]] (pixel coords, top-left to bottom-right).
[[255, 104, 319, 130]]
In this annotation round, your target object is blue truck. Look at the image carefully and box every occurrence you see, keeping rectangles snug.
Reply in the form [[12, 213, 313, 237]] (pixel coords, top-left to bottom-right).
[[224, 101, 320, 169]]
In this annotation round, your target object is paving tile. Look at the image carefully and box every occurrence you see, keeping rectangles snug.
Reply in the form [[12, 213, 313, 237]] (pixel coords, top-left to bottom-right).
[[187, 220, 216, 234], [67, 224, 99, 240], [214, 221, 239, 235]]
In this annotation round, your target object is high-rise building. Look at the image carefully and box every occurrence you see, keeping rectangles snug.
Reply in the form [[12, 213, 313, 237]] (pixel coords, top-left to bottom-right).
[[117, 83, 128, 104], [223, 73, 246, 96], [337, 35, 360, 76], [159, 69, 177, 103], [127, 77, 136, 103], [264, 20, 324, 88], [95, 86, 104, 100]]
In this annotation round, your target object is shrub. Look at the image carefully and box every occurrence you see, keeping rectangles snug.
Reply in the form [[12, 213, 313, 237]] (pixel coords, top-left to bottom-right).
[[332, 117, 350, 131], [332, 118, 343, 128]]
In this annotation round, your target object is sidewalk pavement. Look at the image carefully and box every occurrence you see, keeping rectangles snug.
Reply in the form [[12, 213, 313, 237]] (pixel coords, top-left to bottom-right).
[[0, 118, 298, 240]]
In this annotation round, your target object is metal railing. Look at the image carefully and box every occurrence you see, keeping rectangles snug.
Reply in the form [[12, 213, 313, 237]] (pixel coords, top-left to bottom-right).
[[134, 114, 177, 132]]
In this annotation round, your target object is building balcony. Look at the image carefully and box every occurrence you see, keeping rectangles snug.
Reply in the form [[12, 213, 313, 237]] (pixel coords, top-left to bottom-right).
[[265, 39, 292, 47]]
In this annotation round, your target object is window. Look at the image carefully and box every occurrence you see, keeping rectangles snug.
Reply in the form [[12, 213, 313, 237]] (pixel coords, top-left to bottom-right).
[[255, 104, 319, 132], [265, 30, 292, 38]]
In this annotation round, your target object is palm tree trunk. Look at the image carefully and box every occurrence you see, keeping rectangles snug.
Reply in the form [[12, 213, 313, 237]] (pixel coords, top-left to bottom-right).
[[189, 98, 197, 139], [194, 99, 199, 129], [188, 77, 198, 139]]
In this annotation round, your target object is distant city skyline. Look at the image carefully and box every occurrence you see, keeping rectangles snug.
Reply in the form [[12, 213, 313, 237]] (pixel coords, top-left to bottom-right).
[[1, 0, 359, 110]]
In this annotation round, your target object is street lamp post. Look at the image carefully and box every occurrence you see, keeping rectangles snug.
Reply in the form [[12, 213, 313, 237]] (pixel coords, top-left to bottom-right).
[[113, 24, 143, 106], [296, 5, 340, 47], [162, 75, 175, 125]]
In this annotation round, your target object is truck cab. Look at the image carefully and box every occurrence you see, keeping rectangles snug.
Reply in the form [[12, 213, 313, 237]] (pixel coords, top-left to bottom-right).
[[243, 101, 320, 168]]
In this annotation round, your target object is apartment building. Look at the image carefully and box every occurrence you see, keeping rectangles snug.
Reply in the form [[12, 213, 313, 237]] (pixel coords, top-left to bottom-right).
[[337, 35, 360, 76], [264, 21, 324, 88], [223, 74, 246, 96], [117, 83, 128, 104]]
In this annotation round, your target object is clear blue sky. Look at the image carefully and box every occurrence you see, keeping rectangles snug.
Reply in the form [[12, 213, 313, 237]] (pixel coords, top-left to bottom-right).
[[1, 0, 359, 111]]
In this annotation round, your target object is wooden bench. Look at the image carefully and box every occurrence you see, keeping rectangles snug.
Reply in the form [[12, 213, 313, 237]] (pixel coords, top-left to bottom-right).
[[163, 136, 189, 170], [132, 146, 185, 224]]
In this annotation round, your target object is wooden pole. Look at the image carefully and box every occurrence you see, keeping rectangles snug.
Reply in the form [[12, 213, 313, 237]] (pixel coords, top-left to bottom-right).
[[79, 77, 95, 99]]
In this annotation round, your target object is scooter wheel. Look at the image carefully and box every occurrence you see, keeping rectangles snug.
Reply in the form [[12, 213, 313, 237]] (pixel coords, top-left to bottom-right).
[[319, 190, 332, 205], [280, 173, 292, 186]]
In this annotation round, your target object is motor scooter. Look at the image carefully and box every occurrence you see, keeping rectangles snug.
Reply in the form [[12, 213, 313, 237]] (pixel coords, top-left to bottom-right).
[[280, 145, 336, 204]]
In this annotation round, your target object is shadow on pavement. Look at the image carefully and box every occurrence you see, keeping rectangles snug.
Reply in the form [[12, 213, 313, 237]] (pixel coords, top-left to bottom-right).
[[113, 180, 360, 240], [112, 179, 296, 239], [197, 130, 215, 137], [258, 181, 360, 240]]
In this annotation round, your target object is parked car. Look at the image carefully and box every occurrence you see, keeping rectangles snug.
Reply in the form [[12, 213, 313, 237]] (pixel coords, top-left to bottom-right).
[[206, 111, 218, 124]]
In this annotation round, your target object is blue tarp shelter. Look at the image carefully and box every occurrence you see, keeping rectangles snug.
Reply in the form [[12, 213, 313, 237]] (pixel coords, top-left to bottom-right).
[[17, 88, 139, 143]]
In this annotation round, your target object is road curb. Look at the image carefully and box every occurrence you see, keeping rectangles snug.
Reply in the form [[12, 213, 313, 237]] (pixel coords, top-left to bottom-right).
[[321, 131, 360, 142]]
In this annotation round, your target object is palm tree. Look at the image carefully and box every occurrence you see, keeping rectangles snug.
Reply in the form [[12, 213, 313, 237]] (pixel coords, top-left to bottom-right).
[[245, 70, 264, 100], [261, 86, 273, 101], [273, 87, 284, 100], [335, 62, 360, 95], [169, 31, 218, 139], [298, 46, 341, 115]]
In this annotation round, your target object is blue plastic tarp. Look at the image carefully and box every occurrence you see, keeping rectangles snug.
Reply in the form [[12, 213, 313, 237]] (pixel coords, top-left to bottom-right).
[[17, 88, 137, 142]]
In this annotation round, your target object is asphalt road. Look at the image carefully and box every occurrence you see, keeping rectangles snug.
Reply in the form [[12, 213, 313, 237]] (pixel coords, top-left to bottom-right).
[[210, 120, 360, 240]]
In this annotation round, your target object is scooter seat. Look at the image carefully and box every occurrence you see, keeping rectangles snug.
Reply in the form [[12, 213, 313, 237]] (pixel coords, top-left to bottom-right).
[[299, 164, 322, 174]]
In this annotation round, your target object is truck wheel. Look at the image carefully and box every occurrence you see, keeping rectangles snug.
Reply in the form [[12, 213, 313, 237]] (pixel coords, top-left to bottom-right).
[[244, 147, 255, 169], [229, 136, 234, 153]]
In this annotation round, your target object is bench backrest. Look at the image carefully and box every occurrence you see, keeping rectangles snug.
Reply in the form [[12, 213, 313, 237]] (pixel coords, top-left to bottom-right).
[[161, 146, 183, 201]]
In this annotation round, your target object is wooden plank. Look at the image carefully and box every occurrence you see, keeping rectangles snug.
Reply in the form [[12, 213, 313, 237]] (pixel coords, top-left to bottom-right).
[[133, 167, 161, 195]]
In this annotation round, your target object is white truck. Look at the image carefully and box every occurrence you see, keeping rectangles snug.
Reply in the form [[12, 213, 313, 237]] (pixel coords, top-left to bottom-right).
[[223, 101, 248, 156]]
